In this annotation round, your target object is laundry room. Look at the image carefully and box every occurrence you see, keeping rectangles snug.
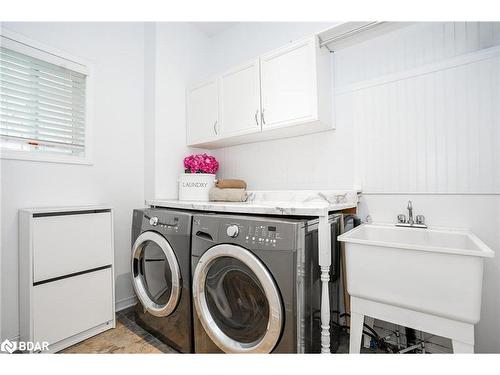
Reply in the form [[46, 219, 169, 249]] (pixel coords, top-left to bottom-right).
[[1, 0, 500, 373]]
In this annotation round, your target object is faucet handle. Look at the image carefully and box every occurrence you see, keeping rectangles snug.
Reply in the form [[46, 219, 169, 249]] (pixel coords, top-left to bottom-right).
[[397, 214, 407, 223], [416, 215, 425, 225]]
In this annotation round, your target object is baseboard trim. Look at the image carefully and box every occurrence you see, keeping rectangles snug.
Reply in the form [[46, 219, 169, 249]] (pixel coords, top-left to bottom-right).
[[116, 295, 137, 312]]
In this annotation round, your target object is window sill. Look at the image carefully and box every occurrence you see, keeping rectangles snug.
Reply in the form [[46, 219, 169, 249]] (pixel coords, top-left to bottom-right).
[[1, 149, 93, 165]]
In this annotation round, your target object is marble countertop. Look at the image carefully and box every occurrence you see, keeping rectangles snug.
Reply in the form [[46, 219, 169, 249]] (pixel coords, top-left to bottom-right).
[[146, 190, 358, 216]]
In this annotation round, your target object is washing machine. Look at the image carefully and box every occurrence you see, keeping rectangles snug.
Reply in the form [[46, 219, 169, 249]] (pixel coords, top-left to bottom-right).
[[191, 213, 342, 353], [131, 208, 193, 353]]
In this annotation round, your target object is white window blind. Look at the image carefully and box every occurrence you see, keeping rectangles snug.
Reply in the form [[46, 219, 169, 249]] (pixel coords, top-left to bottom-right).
[[0, 44, 87, 158]]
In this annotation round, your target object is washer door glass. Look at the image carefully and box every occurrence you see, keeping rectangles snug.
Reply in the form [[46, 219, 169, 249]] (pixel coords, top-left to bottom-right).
[[205, 256, 270, 343], [132, 231, 181, 317], [193, 244, 283, 353]]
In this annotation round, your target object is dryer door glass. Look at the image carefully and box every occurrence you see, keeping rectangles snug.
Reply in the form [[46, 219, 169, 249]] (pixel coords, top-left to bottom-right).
[[132, 231, 181, 317], [193, 244, 283, 353], [205, 256, 270, 343]]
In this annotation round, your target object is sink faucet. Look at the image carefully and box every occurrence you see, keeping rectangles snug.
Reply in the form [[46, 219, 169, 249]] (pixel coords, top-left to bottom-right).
[[396, 200, 427, 228], [407, 200, 414, 225]]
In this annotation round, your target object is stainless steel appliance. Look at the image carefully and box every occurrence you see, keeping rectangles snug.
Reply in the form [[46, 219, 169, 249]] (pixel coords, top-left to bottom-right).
[[131, 208, 193, 353], [190, 213, 342, 353]]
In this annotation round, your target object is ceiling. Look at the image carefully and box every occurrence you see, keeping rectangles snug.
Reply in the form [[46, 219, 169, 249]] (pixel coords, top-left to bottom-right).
[[191, 22, 239, 37]]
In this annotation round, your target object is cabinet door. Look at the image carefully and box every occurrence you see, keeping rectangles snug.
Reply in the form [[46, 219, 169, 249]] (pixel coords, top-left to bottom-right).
[[187, 79, 219, 145], [260, 38, 317, 129], [219, 59, 261, 137]]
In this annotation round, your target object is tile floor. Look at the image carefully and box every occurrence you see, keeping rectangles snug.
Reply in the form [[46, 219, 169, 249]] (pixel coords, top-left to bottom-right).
[[60, 308, 177, 354], [58, 307, 382, 354]]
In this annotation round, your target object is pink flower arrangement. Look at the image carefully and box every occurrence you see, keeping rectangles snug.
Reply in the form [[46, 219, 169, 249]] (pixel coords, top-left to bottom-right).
[[183, 153, 219, 174]]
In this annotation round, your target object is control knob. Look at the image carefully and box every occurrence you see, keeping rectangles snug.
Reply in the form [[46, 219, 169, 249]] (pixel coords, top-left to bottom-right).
[[149, 216, 159, 226], [226, 225, 239, 238]]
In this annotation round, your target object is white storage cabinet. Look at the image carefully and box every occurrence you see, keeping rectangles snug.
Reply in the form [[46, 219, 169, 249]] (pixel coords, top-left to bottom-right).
[[186, 35, 333, 148], [19, 206, 115, 353]]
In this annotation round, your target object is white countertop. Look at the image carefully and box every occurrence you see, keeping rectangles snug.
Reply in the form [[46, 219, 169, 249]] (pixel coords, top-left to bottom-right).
[[146, 190, 358, 216]]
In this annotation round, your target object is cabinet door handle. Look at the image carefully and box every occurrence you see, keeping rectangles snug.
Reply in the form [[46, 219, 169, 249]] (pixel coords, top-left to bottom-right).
[[261, 109, 266, 125], [255, 110, 259, 126], [213, 120, 218, 135]]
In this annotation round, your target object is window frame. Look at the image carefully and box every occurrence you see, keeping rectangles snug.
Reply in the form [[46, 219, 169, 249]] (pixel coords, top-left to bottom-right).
[[0, 29, 94, 165]]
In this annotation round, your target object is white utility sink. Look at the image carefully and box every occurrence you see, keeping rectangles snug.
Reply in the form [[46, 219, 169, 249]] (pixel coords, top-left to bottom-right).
[[338, 224, 494, 324], [338, 224, 495, 353]]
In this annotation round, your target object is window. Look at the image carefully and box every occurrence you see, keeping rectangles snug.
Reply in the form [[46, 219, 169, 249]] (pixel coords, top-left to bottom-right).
[[0, 31, 91, 164]]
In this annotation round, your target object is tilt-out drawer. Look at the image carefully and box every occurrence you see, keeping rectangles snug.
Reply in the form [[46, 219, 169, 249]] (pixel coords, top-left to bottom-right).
[[33, 267, 114, 345], [32, 211, 113, 282]]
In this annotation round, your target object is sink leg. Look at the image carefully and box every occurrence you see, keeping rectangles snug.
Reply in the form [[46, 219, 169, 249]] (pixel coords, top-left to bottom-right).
[[452, 340, 474, 353], [349, 311, 365, 353]]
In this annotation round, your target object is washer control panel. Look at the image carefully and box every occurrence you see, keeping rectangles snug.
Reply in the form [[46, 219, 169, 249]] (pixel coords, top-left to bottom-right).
[[222, 221, 294, 249], [245, 224, 280, 247]]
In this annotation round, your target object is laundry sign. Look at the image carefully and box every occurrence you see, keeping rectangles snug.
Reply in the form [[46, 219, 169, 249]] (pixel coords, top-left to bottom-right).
[[178, 173, 216, 201], [182, 182, 209, 188]]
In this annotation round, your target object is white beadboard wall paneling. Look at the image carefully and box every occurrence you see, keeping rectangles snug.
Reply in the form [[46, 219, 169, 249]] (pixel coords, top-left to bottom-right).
[[214, 127, 355, 191], [335, 44, 500, 96], [334, 22, 500, 88], [337, 23, 500, 194]]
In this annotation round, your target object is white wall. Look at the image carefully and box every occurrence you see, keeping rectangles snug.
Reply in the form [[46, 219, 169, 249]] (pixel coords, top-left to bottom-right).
[[0, 22, 145, 340], [144, 23, 157, 201], [144, 23, 212, 200], [206, 22, 500, 352]]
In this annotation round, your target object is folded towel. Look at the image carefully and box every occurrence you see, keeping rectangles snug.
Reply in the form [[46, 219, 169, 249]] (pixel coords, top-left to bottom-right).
[[216, 179, 247, 189], [209, 187, 247, 202]]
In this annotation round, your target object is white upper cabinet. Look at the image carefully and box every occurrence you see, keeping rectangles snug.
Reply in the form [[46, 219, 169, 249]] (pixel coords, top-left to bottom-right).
[[219, 59, 262, 137], [260, 38, 316, 129], [186, 36, 333, 149], [186, 79, 219, 145]]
